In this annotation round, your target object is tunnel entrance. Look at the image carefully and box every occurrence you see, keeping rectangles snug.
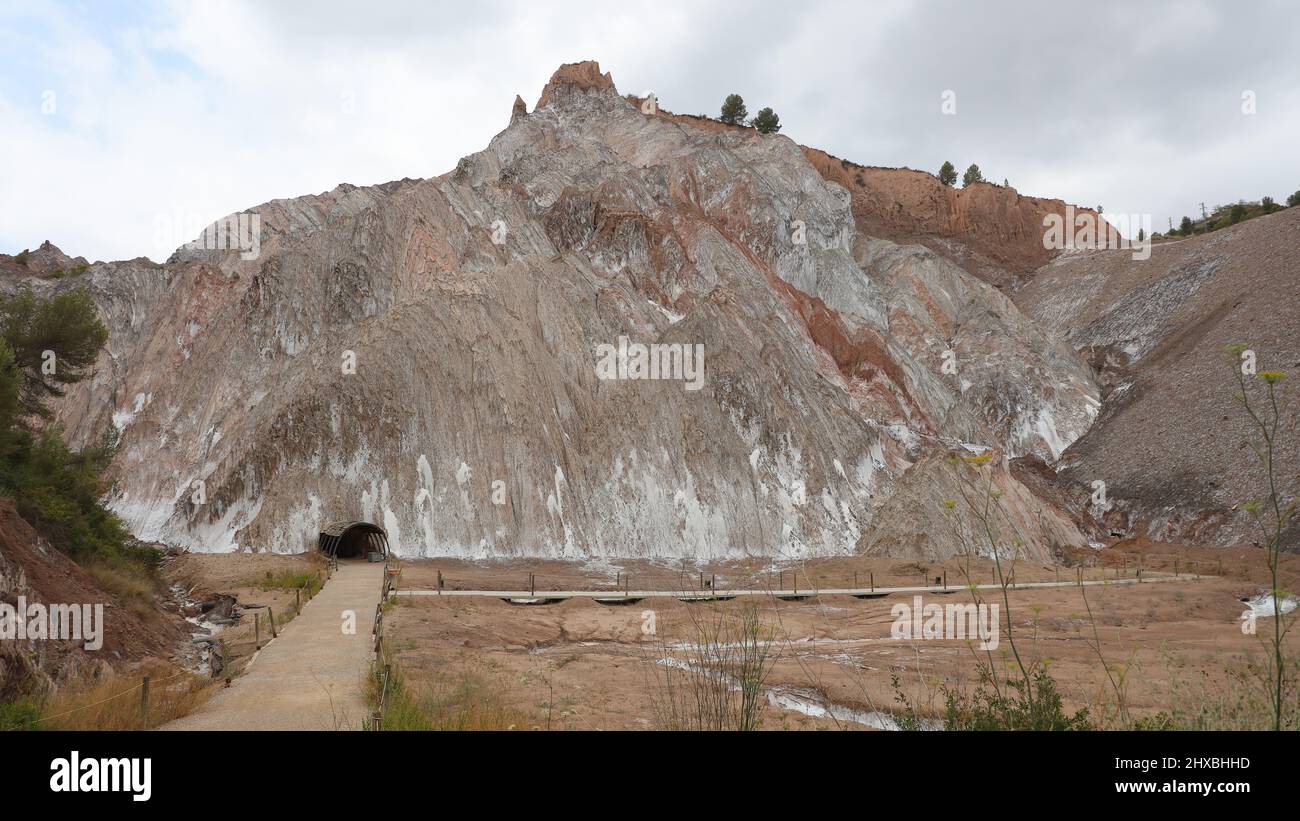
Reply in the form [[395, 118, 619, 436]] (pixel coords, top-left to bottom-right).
[[317, 521, 389, 560]]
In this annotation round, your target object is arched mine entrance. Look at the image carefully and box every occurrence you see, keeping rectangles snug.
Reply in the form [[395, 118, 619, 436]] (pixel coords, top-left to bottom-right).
[[318, 520, 389, 561]]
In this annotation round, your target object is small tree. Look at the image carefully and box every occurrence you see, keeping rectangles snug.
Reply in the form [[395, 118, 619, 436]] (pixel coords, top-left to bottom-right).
[[1137, 227, 1146, 242], [961, 163, 983, 186], [0, 287, 107, 422], [719, 94, 747, 125], [1230, 202, 1247, 224], [1288, 190, 1300, 208], [1262, 196, 1277, 213], [1179, 216, 1194, 235], [752, 107, 781, 134], [938, 161, 957, 186]]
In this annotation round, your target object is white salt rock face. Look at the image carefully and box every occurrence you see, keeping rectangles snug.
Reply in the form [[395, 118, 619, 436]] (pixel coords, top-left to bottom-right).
[[41, 62, 1094, 561]]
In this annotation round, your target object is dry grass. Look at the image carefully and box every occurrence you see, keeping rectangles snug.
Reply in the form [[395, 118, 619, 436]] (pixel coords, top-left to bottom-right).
[[34, 660, 213, 730], [1114, 653, 1300, 731], [643, 600, 779, 731], [85, 561, 158, 618], [369, 648, 529, 730]]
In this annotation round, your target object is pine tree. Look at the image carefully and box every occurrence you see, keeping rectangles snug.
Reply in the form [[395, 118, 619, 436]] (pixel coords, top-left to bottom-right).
[[752, 107, 781, 134], [719, 94, 748, 125], [938, 161, 957, 186]]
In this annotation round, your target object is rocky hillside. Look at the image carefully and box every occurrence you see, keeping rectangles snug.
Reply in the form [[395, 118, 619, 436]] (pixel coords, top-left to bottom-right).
[[0, 501, 185, 699], [1016, 207, 1300, 549], [626, 92, 1116, 293], [6, 61, 1114, 560]]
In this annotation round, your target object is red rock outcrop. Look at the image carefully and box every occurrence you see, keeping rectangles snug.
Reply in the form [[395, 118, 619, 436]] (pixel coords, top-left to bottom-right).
[[802, 148, 1120, 290]]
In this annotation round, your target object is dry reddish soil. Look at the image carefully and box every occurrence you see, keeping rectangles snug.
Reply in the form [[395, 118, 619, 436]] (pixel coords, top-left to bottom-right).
[[0, 500, 187, 699], [383, 544, 1299, 730]]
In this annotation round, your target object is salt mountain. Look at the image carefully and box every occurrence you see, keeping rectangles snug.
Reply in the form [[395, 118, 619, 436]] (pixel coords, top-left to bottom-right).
[[17, 61, 1293, 559]]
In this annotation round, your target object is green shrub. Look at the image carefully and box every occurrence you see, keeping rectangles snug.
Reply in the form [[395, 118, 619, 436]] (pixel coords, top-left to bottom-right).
[[248, 569, 321, 594], [0, 289, 145, 591], [941, 664, 1092, 731], [0, 698, 41, 730]]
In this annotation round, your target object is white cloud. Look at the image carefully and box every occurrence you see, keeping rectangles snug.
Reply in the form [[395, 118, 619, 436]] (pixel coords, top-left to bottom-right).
[[1, 0, 1297, 262]]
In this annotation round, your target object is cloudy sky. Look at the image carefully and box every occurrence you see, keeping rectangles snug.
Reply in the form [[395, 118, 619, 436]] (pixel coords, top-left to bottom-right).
[[2, 0, 1298, 262]]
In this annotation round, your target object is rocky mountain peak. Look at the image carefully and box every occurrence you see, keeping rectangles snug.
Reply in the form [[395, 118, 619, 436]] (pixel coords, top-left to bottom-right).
[[534, 59, 617, 110], [0, 240, 90, 278]]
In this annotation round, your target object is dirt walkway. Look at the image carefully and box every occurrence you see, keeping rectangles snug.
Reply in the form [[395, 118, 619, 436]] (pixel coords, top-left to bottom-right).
[[164, 561, 384, 731]]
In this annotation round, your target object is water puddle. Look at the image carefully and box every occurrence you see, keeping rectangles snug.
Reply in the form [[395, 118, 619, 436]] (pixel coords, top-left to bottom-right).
[[654, 658, 930, 730], [765, 686, 933, 730], [1240, 592, 1297, 620]]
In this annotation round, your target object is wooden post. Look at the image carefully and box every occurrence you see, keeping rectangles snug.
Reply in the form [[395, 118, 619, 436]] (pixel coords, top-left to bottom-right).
[[254, 612, 261, 648], [854, 571, 858, 589], [268, 607, 278, 637], [296, 587, 301, 612], [870, 572, 874, 592], [140, 676, 150, 728], [1054, 564, 1059, 584], [942, 571, 947, 590], [1175, 557, 1179, 577], [793, 571, 797, 595]]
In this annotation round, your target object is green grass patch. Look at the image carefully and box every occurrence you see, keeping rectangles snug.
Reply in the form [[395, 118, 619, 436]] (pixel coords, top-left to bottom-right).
[[0, 698, 41, 731], [247, 569, 321, 594]]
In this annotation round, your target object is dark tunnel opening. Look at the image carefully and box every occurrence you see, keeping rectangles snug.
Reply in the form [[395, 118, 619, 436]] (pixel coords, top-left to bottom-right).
[[318, 521, 388, 560]]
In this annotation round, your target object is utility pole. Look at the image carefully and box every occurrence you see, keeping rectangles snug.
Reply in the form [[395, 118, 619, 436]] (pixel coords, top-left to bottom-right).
[[1199, 202, 1208, 221]]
